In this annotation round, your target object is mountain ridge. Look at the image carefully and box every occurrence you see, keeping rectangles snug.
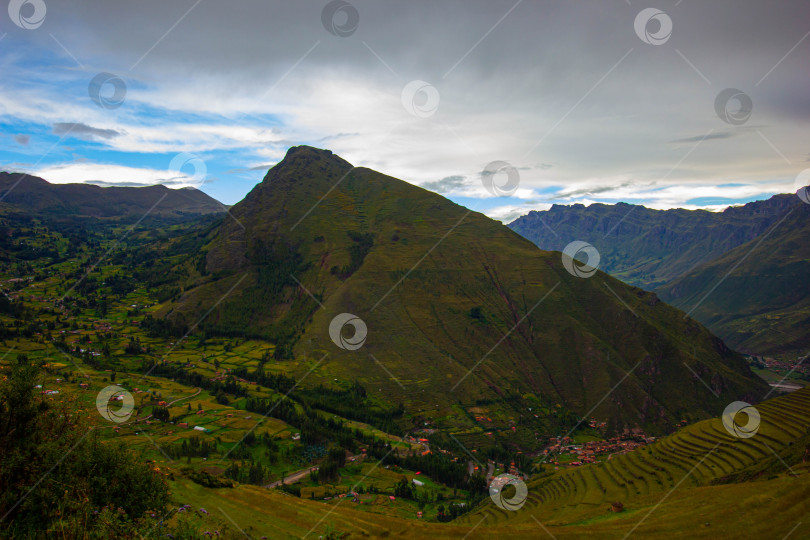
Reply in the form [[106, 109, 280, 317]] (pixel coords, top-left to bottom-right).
[[508, 194, 798, 290], [659, 201, 810, 356], [0, 171, 225, 219]]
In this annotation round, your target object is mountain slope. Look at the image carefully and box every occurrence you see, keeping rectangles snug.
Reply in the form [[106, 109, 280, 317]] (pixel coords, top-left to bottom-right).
[[508, 196, 796, 290], [659, 201, 810, 356], [458, 385, 810, 536], [0, 172, 225, 218], [163, 146, 768, 435]]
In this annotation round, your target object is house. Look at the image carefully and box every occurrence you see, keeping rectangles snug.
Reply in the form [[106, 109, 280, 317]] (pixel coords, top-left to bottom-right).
[[157, 401, 167, 406], [178, 422, 189, 428], [196, 409, 204, 415], [412, 479, 424, 487], [193, 426, 211, 433]]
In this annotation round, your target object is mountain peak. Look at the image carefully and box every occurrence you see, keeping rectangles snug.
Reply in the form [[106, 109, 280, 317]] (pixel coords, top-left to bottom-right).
[[285, 144, 333, 157], [175, 150, 768, 434], [261, 145, 354, 188]]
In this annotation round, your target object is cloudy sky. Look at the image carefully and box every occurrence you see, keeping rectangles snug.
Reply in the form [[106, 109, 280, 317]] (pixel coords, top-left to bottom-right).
[[1, 0, 808, 221]]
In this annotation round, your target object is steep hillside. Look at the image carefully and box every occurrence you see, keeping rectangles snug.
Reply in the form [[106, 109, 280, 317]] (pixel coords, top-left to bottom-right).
[[659, 200, 810, 356], [508, 196, 796, 290], [0, 172, 225, 219], [164, 146, 768, 435], [456, 385, 810, 538]]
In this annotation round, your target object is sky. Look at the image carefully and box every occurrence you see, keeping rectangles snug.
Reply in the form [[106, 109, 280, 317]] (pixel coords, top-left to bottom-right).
[[1, 0, 808, 222]]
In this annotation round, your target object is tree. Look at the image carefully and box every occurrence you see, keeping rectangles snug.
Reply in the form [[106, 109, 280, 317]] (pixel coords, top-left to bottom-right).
[[0, 355, 171, 537]]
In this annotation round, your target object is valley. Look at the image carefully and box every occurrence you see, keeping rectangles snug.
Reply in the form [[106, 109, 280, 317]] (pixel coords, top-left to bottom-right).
[[1, 150, 807, 538], [4, 2, 808, 537]]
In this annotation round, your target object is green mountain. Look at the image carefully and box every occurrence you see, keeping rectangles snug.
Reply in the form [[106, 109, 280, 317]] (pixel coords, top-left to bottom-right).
[[0, 172, 225, 219], [162, 146, 768, 435], [508, 196, 795, 290], [659, 201, 810, 356]]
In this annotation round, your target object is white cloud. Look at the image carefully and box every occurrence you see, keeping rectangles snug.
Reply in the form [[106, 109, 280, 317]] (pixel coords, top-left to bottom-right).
[[30, 162, 202, 188]]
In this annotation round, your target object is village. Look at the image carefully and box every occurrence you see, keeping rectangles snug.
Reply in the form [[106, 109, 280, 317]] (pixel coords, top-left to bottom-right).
[[542, 420, 656, 467], [749, 354, 810, 378]]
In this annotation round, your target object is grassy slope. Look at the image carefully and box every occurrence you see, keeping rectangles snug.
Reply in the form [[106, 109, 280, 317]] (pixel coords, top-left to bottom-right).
[[658, 201, 810, 356], [166, 146, 768, 434]]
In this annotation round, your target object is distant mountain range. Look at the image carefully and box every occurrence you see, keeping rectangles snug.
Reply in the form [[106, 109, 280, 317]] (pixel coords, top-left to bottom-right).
[[158, 146, 768, 434], [508, 196, 797, 290], [659, 202, 810, 356], [509, 194, 809, 357], [0, 172, 225, 219]]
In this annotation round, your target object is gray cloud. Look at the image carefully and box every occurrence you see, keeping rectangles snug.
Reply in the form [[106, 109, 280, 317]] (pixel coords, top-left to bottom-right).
[[85, 180, 154, 188], [421, 175, 468, 193], [553, 180, 637, 200], [14, 134, 30, 145], [5, 0, 808, 213], [52, 122, 120, 140], [223, 164, 276, 174], [670, 132, 736, 144]]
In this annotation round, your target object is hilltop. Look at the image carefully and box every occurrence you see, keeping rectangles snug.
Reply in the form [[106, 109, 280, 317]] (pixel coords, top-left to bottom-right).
[[160, 146, 768, 437]]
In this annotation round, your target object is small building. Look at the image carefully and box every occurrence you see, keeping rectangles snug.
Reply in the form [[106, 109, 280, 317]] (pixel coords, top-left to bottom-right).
[[412, 479, 424, 487], [178, 422, 189, 428]]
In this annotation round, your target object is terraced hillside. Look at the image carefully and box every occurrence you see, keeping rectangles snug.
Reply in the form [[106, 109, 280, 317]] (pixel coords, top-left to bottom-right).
[[461, 386, 810, 533], [170, 388, 810, 538]]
